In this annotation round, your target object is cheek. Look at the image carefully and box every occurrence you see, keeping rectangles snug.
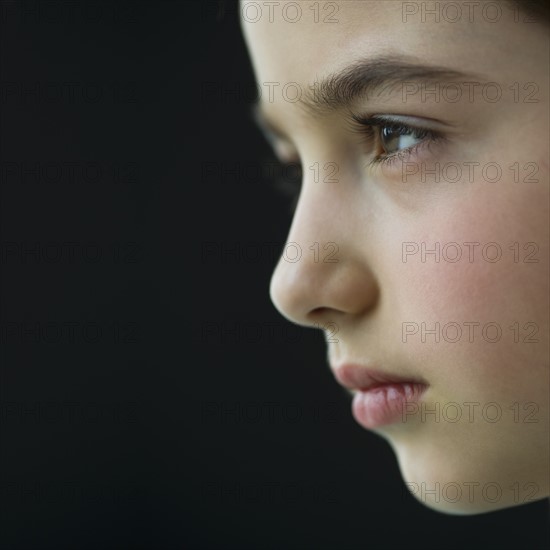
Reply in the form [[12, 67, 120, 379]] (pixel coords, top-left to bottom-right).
[[387, 189, 549, 397]]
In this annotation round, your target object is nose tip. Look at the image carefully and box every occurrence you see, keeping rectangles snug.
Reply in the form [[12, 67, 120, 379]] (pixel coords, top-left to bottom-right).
[[269, 246, 379, 327]]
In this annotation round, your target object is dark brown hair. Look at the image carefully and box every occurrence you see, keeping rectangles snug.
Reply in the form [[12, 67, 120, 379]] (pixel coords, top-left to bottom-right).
[[223, 1, 549, 23], [513, 0, 550, 22]]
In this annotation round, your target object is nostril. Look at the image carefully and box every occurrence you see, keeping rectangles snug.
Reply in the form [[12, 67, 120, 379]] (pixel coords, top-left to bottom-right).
[[307, 306, 333, 325]]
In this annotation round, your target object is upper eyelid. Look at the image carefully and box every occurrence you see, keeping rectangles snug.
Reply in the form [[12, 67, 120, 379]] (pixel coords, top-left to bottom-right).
[[349, 112, 452, 130]]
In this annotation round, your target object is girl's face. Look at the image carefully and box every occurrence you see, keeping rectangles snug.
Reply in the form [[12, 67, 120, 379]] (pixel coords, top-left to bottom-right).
[[241, 0, 549, 514]]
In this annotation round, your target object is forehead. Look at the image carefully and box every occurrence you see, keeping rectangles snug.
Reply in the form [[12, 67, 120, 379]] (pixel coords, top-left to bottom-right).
[[240, 0, 544, 91], [242, 2, 407, 79]]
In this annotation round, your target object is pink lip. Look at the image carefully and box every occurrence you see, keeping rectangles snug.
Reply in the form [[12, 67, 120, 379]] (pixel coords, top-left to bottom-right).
[[333, 364, 428, 429]]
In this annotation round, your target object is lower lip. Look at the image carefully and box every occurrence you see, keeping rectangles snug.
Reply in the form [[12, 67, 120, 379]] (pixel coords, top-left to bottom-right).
[[352, 383, 427, 429]]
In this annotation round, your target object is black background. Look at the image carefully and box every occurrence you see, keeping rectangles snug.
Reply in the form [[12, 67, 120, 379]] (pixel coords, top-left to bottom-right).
[[0, 0, 548, 548]]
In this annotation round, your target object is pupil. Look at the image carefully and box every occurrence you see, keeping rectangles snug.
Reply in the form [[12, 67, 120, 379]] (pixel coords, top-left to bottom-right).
[[381, 126, 401, 153], [382, 127, 397, 139]]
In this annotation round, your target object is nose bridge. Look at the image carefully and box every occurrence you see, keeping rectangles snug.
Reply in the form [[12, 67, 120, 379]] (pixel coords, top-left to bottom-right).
[[286, 166, 340, 259]]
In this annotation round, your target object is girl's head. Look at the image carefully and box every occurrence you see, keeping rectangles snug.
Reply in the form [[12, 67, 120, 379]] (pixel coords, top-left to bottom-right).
[[241, 0, 549, 514]]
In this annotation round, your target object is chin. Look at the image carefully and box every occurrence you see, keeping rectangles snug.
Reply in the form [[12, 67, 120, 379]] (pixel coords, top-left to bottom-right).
[[406, 489, 539, 516], [388, 439, 550, 516]]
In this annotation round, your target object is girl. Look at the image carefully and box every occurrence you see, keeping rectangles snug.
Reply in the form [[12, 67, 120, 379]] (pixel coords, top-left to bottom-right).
[[240, 0, 549, 514]]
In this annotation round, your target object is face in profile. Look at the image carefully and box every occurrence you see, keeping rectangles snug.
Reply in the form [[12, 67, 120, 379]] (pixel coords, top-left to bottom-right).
[[240, 0, 549, 514]]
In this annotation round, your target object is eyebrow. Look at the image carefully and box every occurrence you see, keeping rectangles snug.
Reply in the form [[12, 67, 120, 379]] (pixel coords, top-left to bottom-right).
[[252, 55, 483, 140]]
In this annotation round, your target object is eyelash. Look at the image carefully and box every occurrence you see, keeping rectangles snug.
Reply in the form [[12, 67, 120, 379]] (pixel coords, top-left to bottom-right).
[[349, 114, 443, 167]]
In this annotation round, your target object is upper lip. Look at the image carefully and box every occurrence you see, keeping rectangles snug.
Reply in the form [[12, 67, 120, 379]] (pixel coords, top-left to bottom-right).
[[332, 363, 427, 392]]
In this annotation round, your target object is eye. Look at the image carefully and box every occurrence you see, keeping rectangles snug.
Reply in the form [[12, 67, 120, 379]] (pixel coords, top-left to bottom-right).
[[350, 114, 443, 165], [380, 124, 429, 155]]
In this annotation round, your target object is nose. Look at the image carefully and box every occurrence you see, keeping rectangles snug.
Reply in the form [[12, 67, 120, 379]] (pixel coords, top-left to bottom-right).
[[269, 166, 379, 328]]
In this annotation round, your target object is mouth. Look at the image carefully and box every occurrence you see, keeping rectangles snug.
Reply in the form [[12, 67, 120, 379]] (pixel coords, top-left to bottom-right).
[[332, 363, 428, 429]]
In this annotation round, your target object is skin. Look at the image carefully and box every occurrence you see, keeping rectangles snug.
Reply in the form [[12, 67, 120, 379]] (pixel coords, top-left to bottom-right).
[[240, 1, 549, 514]]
